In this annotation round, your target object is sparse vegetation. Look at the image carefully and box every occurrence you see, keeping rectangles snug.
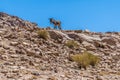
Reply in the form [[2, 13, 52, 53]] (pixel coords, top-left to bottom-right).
[[99, 71, 120, 76], [37, 30, 49, 40], [65, 40, 79, 48], [71, 51, 100, 69]]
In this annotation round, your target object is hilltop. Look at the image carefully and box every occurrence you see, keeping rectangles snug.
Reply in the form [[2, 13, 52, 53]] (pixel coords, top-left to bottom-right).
[[0, 12, 120, 80]]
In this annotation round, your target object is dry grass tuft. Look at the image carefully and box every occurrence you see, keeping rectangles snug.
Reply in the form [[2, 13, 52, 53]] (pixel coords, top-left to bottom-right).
[[71, 51, 100, 69], [65, 40, 79, 48], [37, 30, 49, 40]]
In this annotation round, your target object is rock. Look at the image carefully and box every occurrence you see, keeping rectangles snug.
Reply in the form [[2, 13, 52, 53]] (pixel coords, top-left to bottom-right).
[[25, 49, 35, 56], [102, 37, 118, 45], [3, 45, 10, 49], [1, 70, 8, 74], [10, 42, 18, 46], [22, 42, 29, 46], [31, 72, 40, 76], [82, 41, 96, 50], [48, 30, 71, 42], [96, 75, 103, 80], [10, 54, 19, 58], [48, 76, 57, 80], [94, 41, 106, 48], [68, 33, 101, 43], [79, 34, 101, 42], [0, 36, 2, 41], [67, 33, 83, 43]]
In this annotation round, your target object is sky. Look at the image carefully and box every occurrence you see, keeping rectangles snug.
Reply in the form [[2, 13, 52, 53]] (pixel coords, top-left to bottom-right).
[[1, 0, 120, 32]]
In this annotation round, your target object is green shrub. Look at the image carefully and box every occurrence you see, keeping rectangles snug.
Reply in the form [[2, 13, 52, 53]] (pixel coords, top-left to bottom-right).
[[71, 51, 100, 69], [65, 40, 78, 48], [37, 30, 49, 40]]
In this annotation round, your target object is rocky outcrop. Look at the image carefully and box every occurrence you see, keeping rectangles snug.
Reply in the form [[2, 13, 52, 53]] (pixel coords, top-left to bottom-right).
[[0, 12, 38, 31], [0, 12, 119, 80], [101, 37, 118, 45]]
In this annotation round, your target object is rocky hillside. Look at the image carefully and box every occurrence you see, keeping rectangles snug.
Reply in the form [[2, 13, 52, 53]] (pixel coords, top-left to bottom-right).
[[0, 12, 120, 80]]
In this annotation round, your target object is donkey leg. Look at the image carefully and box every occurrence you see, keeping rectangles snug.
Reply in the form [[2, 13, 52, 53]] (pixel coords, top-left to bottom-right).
[[58, 26, 62, 30], [54, 26, 57, 29]]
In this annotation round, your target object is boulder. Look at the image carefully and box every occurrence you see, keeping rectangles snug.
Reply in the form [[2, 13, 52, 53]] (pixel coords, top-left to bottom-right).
[[48, 30, 71, 42], [82, 41, 96, 50], [10, 41, 18, 46], [102, 37, 118, 45], [67, 33, 101, 43], [67, 33, 83, 43]]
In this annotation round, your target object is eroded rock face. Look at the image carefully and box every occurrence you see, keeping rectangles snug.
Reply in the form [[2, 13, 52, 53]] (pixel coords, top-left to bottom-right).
[[0, 12, 38, 31], [82, 41, 96, 50], [0, 12, 119, 80], [101, 37, 118, 45], [48, 30, 71, 43], [67, 32, 83, 43]]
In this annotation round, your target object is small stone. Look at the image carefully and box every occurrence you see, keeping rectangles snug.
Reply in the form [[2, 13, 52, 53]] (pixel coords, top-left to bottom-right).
[[1, 70, 8, 74], [3, 45, 10, 49], [31, 72, 40, 76], [96, 75, 103, 80], [48, 76, 57, 80], [10, 42, 18, 46], [10, 54, 19, 58]]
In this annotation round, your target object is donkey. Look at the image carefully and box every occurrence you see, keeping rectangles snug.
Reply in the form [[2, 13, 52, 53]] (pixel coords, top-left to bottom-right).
[[49, 18, 62, 30]]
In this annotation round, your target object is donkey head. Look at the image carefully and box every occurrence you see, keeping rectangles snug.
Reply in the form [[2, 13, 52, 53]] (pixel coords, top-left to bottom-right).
[[49, 18, 54, 24]]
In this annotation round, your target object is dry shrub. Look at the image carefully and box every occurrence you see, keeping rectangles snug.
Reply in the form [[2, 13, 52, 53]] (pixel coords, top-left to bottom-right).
[[71, 51, 100, 69], [37, 30, 49, 40], [65, 40, 78, 48]]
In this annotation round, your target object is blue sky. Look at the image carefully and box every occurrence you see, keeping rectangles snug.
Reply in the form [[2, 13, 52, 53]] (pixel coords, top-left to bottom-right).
[[1, 0, 120, 32]]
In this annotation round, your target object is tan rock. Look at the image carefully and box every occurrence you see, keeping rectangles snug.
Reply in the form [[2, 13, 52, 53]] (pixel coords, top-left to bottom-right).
[[102, 37, 118, 45], [82, 41, 96, 50]]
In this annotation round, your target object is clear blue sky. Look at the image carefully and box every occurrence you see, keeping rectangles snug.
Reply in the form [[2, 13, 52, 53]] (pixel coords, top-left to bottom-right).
[[1, 0, 120, 32]]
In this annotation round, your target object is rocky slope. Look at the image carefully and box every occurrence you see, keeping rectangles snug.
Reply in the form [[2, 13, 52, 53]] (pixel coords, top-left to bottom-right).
[[0, 12, 120, 80]]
